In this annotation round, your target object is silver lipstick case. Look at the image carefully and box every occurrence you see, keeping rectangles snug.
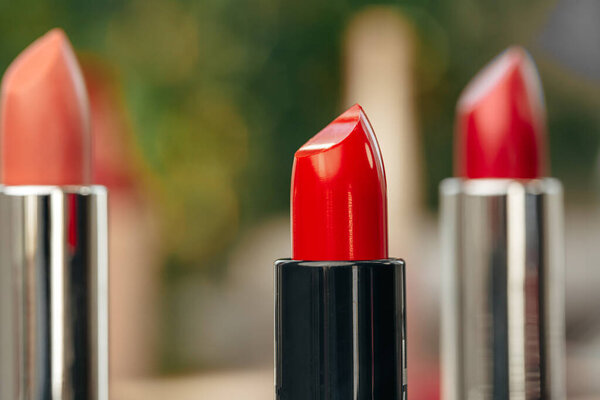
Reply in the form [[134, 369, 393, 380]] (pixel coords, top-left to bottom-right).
[[0, 186, 108, 400], [440, 178, 565, 400]]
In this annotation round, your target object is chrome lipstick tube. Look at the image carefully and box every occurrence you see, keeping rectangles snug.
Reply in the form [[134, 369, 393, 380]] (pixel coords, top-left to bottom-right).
[[440, 178, 565, 400], [0, 186, 108, 400]]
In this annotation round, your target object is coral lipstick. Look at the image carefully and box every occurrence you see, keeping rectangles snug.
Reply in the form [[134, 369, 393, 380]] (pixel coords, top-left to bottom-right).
[[292, 104, 388, 260], [440, 47, 566, 400], [455, 47, 546, 179], [0, 30, 108, 400], [276, 105, 406, 399], [1, 28, 90, 185]]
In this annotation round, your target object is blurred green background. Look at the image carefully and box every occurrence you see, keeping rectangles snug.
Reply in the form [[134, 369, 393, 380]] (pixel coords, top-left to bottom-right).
[[1, 0, 599, 398], [3, 0, 598, 251]]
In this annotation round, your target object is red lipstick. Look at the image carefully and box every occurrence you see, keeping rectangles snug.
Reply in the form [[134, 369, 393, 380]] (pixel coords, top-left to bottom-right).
[[455, 46, 546, 179], [276, 105, 406, 399], [292, 104, 388, 260], [440, 47, 565, 400], [0, 29, 108, 399], [0, 28, 90, 185]]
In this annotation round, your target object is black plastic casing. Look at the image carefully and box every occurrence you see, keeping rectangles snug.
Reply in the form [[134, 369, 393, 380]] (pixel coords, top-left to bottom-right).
[[274, 259, 406, 399]]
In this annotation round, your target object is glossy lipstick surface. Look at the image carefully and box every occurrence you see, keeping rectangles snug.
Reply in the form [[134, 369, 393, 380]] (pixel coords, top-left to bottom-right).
[[0, 29, 90, 185], [291, 104, 388, 261], [455, 46, 547, 179]]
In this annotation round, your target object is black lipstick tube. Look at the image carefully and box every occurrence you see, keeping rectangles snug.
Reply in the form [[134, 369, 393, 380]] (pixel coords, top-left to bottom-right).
[[274, 258, 406, 399]]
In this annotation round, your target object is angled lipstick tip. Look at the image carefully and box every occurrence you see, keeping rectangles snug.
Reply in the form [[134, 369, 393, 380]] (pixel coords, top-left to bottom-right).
[[291, 104, 388, 261], [295, 104, 364, 157], [455, 46, 547, 179], [2, 29, 72, 93], [458, 46, 541, 111], [0, 28, 91, 185]]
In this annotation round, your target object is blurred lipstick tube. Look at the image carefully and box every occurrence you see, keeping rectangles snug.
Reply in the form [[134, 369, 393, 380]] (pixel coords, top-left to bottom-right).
[[0, 30, 108, 399], [0, 187, 109, 400], [440, 48, 566, 399]]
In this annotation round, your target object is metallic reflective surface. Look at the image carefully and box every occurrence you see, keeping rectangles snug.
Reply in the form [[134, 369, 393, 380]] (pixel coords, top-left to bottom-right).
[[440, 178, 565, 400], [0, 186, 108, 400]]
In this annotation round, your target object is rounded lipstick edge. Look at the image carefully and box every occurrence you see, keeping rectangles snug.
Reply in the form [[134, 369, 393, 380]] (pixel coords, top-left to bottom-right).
[[0, 28, 91, 186], [455, 46, 547, 179], [291, 104, 388, 261]]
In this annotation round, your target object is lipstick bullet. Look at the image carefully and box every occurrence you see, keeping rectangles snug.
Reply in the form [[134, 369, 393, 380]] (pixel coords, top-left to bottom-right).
[[440, 47, 565, 400], [275, 105, 406, 399], [1, 29, 91, 186], [0, 29, 108, 400]]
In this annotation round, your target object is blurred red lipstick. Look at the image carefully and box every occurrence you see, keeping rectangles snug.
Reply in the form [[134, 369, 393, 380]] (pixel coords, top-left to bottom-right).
[[440, 47, 565, 399], [455, 46, 546, 179], [291, 104, 388, 261], [0, 28, 90, 185]]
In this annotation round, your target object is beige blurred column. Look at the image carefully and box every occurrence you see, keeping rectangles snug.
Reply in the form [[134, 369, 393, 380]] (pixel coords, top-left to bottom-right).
[[344, 7, 421, 259], [108, 194, 160, 379], [111, 368, 273, 400], [83, 59, 161, 382], [344, 8, 442, 397]]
